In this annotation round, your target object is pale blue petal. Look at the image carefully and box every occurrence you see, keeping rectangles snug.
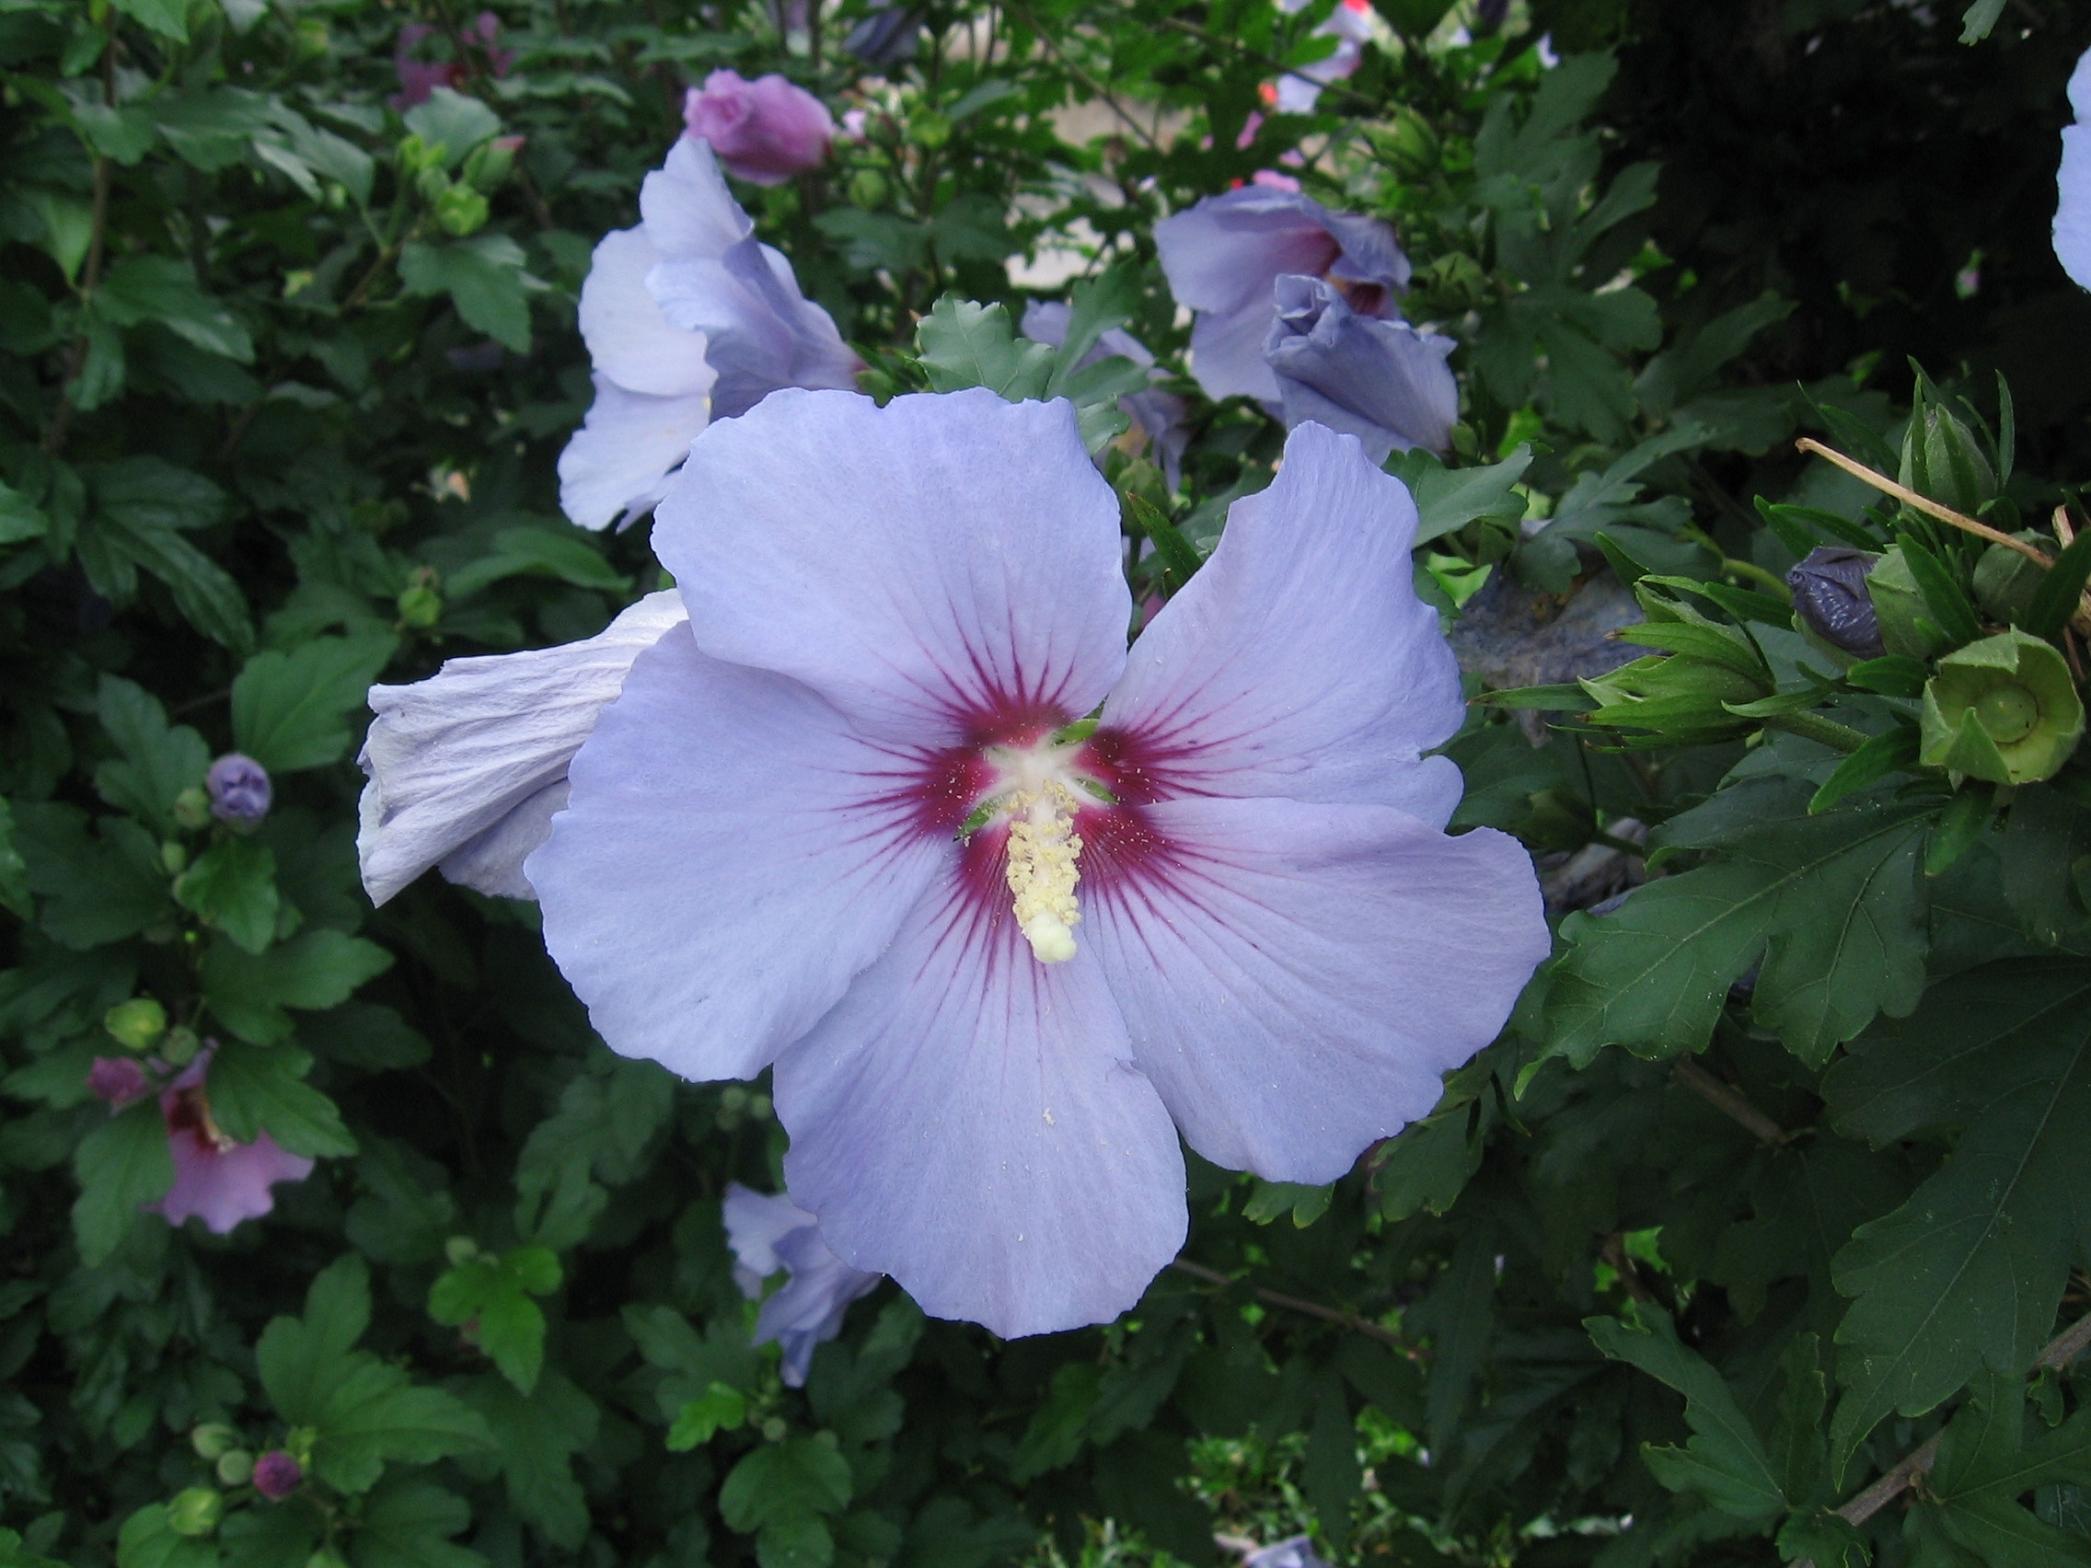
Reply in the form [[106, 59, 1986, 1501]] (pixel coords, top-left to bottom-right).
[[638, 136, 753, 260], [357, 592, 688, 904], [775, 882, 1186, 1339], [529, 628, 952, 1083], [759, 1223, 882, 1387], [1266, 276, 1457, 462], [577, 227, 715, 399], [556, 376, 711, 532], [648, 241, 858, 419], [655, 389, 1131, 743], [1085, 796, 1547, 1183], [1100, 421, 1466, 822], [722, 1181, 810, 1289], [2060, 62, 2091, 292]]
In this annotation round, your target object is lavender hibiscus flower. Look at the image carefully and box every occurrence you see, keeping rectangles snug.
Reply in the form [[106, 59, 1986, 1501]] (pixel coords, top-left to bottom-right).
[[2057, 45, 2091, 291], [559, 139, 859, 530], [723, 1184, 881, 1386], [1264, 275, 1458, 462], [150, 1051, 313, 1233], [1156, 186, 1410, 404], [468, 389, 1548, 1336]]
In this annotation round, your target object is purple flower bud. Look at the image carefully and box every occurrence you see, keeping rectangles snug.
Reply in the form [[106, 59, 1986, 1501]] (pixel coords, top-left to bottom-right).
[[87, 1056, 150, 1107], [682, 70, 834, 185], [1786, 546, 1884, 658], [252, 1450, 302, 1501], [206, 753, 272, 824]]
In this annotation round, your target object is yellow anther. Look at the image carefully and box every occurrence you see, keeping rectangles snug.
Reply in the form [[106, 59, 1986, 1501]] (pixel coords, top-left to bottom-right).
[[1003, 785, 1083, 964]]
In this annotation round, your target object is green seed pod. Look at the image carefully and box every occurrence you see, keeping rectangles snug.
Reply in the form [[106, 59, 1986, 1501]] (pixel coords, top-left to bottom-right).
[[160, 1026, 201, 1067], [1866, 546, 1953, 660], [397, 582, 443, 629], [105, 997, 167, 1053], [1899, 403, 1998, 518], [166, 1487, 223, 1538], [1972, 536, 2047, 626], [1919, 629, 2085, 785]]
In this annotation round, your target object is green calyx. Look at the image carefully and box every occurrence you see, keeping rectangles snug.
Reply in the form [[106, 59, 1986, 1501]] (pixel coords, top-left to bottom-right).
[[1918, 628, 2085, 785], [1866, 545, 1952, 659]]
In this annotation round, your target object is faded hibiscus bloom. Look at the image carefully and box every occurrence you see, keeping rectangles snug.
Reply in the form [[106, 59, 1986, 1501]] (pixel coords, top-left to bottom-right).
[[150, 1051, 313, 1234], [1263, 275, 1458, 462], [723, 1183, 881, 1386], [1156, 186, 1411, 404], [682, 69, 834, 185], [559, 138, 860, 530]]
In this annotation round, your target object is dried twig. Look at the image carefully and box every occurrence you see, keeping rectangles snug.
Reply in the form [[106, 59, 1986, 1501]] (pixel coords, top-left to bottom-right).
[[1794, 438, 2049, 565]]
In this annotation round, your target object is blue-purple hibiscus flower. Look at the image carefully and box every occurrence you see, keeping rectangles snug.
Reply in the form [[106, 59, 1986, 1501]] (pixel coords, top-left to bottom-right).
[[559, 138, 860, 530], [723, 1183, 881, 1386], [1264, 275, 1457, 461], [362, 390, 1545, 1335], [1156, 185, 1410, 404]]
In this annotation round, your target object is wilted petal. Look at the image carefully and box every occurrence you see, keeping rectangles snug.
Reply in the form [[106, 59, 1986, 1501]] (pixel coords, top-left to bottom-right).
[[1265, 275, 1458, 462], [557, 377, 713, 531], [1086, 796, 1547, 1183], [656, 389, 1131, 743], [1099, 421, 1465, 822], [357, 592, 688, 904], [529, 631, 953, 1083], [577, 228, 715, 399], [156, 1131, 314, 1233], [775, 884, 1186, 1338], [2058, 47, 2091, 291]]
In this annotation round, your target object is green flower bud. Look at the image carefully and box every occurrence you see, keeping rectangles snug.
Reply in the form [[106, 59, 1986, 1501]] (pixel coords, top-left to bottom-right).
[[1370, 107, 1441, 178], [161, 840, 187, 876], [909, 110, 952, 150], [1866, 546, 1953, 660], [444, 1235, 480, 1267], [397, 582, 444, 628], [166, 1487, 223, 1538], [1919, 629, 2085, 785], [434, 185, 490, 238], [105, 998, 167, 1053], [761, 1416, 789, 1442], [190, 1423, 238, 1460], [845, 168, 890, 210], [292, 18, 329, 61], [215, 1449, 255, 1487], [462, 135, 523, 194], [399, 133, 445, 175], [415, 166, 452, 205], [172, 786, 212, 831], [1899, 403, 1998, 518], [1576, 588, 1773, 748], [160, 1026, 201, 1067], [1972, 536, 2047, 626]]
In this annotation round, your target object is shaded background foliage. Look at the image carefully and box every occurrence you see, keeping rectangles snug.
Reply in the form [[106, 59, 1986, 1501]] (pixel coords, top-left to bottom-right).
[[8, 0, 2091, 1564]]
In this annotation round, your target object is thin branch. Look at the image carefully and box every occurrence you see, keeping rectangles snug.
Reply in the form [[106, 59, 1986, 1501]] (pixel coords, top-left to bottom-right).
[[1009, 4, 1161, 151], [1168, 1257, 1409, 1350], [1671, 1060, 1792, 1146], [1793, 438, 2049, 566], [1793, 1308, 2091, 1567], [42, 21, 117, 457]]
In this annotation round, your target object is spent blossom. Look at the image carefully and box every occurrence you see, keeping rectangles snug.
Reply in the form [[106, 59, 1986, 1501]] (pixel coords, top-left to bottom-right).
[[1156, 185, 1410, 404], [391, 13, 513, 110], [559, 138, 860, 530], [1264, 275, 1458, 462], [723, 1183, 881, 1385], [396, 389, 1552, 1336], [150, 1050, 313, 1234], [88, 1055, 150, 1107], [682, 70, 834, 185]]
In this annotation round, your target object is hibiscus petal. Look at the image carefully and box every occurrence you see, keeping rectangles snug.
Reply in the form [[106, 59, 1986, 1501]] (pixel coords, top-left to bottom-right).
[[530, 630, 953, 1084], [2059, 119, 2091, 292], [758, 1224, 882, 1387], [557, 376, 712, 532], [155, 1132, 313, 1233], [1099, 421, 1466, 823], [578, 228, 715, 399], [655, 389, 1131, 742], [775, 885, 1186, 1338], [1155, 187, 1340, 313], [648, 241, 856, 419], [357, 592, 687, 905], [1085, 796, 1547, 1184], [638, 136, 754, 259]]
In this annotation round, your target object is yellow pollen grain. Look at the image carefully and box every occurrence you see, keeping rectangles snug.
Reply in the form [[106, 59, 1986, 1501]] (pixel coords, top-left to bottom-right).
[[1003, 784, 1083, 964]]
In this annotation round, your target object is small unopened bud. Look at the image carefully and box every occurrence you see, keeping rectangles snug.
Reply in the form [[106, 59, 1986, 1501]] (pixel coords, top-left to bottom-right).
[[399, 133, 445, 175], [1787, 547, 1884, 658], [190, 1423, 238, 1460], [463, 135, 523, 192], [397, 581, 443, 628], [1899, 403, 1999, 519], [909, 110, 951, 150], [167, 1487, 223, 1537], [160, 1026, 202, 1068], [252, 1450, 303, 1502], [215, 1449, 255, 1487], [105, 997, 167, 1053], [207, 754, 272, 825], [434, 185, 490, 237], [88, 1056, 151, 1107], [172, 786, 212, 831], [444, 1235, 480, 1267], [161, 840, 188, 876], [1973, 537, 2047, 626], [845, 168, 889, 210]]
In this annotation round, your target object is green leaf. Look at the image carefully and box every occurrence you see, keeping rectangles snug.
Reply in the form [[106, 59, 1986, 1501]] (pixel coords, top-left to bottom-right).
[[757, 1515, 833, 1568], [2024, 528, 2091, 639], [0, 800, 28, 921], [1302, 1378, 1361, 1553], [398, 236, 538, 352], [79, 459, 252, 650], [97, 256, 253, 363], [1808, 726, 1918, 814], [115, 1505, 215, 1568], [428, 1248, 561, 1394], [93, 675, 210, 833], [1588, 1309, 1785, 1522], [1542, 780, 1932, 1069], [1371, 1105, 1482, 1221], [203, 1043, 356, 1158], [230, 633, 398, 773], [1241, 1180, 1333, 1227], [719, 1438, 853, 1533], [349, 1479, 487, 1568], [916, 298, 1053, 399], [401, 90, 501, 168], [1123, 493, 1202, 592], [1924, 1371, 2091, 1563], [1394, 443, 1534, 546], [456, 1370, 598, 1551], [443, 526, 627, 598], [110, 0, 190, 41], [318, 1361, 492, 1494], [667, 1381, 749, 1451], [257, 1255, 373, 1423], [1959, 0, 2006, 44], [200, 930, 393, 1044], [0, 480, 48, 545], [1895, 534, 1982, 649], [72, 1099, 175, 1266], [1821, 961, 2091, 1474], [173, 838, 279, 953]]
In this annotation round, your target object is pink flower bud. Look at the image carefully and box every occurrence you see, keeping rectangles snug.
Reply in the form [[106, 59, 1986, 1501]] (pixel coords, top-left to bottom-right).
[[682, 69, 833, 185], [87, 1056, 149, 1107], [252, 1450, 302, 1501]]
